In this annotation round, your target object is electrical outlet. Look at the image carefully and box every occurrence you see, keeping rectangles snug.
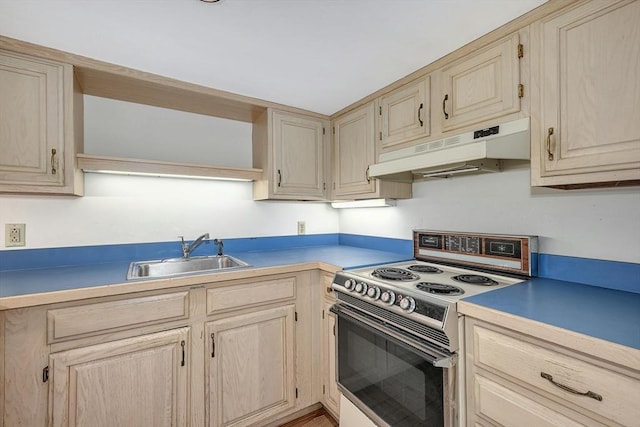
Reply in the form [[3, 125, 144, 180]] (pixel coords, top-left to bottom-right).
[[297, 221, 306, 235], [5, 224, 26, 247]]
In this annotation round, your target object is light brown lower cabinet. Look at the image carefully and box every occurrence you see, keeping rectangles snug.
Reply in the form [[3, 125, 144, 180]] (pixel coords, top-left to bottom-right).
[[0, 270, 322, 427], [48, 327, 190, 427], [206, 305, 296, 427], [465, 316, 640, 427], [321, 299, 339, 416], [319, 272, 340, 418]]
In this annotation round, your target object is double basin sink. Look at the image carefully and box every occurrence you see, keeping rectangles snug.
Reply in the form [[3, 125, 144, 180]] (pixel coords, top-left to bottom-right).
[[127, 255, 250, 280]]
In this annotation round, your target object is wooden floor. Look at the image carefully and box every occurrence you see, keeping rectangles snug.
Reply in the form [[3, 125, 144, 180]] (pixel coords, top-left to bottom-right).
[[279, 408, 338, 427]]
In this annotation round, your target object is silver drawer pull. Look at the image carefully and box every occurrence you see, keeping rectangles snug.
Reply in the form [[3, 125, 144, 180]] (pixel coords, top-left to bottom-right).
[[540, 372, 602, 401]]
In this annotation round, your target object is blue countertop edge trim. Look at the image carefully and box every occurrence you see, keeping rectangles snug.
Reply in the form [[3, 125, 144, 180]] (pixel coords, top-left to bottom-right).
[[538, 253, 640, 293], [0, 233, 341, 271], [0, 234, 638, 293], [338, 233, 414, 255]]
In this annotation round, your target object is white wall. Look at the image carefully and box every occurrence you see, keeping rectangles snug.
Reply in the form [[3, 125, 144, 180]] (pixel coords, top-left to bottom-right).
[[2, 165, 638, 264], [339, 164, 640, 264], [0, 173, 338, 248], [83, 96, 253, 168]]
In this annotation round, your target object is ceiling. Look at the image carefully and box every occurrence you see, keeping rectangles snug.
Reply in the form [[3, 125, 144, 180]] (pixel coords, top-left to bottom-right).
[[0, 0, 546, 115]]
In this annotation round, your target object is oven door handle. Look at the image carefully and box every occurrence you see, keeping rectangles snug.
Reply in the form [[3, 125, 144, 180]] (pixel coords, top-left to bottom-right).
[[330, 303, 456, 369]]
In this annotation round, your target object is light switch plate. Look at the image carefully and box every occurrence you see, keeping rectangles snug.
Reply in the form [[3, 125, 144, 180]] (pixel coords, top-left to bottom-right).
[[297, 221, 306, 235]]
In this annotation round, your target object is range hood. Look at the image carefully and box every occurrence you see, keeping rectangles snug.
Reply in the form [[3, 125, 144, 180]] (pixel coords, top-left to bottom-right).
[[369, 118, 530, 181]]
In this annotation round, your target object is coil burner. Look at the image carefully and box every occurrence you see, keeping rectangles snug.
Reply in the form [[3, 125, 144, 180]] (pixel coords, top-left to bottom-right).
[[416, 282, 465, 295], [452, 274, 498, 286], [408, 264, 443, 274], [372, 267, 419, 281]]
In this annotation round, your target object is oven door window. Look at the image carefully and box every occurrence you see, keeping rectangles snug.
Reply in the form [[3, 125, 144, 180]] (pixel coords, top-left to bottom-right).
[[337, 312, 445, 427]]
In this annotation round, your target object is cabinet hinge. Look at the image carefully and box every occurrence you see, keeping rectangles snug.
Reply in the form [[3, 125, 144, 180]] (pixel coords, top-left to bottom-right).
[[323, 127, 326, 135], [323, 384, 326, 395], [333, 324, 336, 336], [333, 127, 335, 135], [323, 182, 326, 191], [518, 84, 524, 98], [379, 131, 382, 141], [42, 366, 49, 383], [517, 43, 524, 59], [333, 182, 336, 190], [322, 309, 325, 319], [296, 387, 299, 398], [379, 106, 382, 115], [295, 311, 298, 322]]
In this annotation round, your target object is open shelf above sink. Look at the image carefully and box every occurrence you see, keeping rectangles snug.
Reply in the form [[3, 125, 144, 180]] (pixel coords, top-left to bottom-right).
[[77, 154, 263, 181]]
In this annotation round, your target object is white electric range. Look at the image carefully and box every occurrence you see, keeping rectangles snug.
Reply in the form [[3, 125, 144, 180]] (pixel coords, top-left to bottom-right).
[[332, 230, 537, 427]]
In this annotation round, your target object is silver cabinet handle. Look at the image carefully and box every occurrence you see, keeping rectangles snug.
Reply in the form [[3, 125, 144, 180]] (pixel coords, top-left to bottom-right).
[[277, 169, 282, 187], [418, 103, 424, 127], [540, 372, 602, 401]]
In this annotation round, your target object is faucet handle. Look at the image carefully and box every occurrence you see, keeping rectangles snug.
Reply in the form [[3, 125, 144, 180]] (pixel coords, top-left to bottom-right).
[[213, 238, 224, 256], [178, 236, 189, 252], [178, 236, 190, 258]]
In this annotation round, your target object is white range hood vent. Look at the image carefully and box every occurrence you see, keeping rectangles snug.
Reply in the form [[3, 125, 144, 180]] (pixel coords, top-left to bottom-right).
[[369, 118, 530, 181]]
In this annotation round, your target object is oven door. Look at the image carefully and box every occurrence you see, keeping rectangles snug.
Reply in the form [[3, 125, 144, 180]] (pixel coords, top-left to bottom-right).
[[331, 303, 457, 427]]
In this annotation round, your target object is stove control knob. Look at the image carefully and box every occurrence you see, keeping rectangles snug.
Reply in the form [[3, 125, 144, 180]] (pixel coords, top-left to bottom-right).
[[399, 296, 416, 313], [380, 290, 396, 305], [344, 279, 356, 290], [366, 286, 380, 300], [354, 282, 368, 295]]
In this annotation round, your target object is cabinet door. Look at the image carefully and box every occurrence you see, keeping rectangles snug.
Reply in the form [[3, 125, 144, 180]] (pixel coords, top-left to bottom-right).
[[333, 103, 376, 197], [0, 51, 74, 191], [48, 327, 190, 427], [322, 299, 340, 416], [439, 33, 521, 132], [206, 304, 296, 427], [531, 0, 640, 187], [378, 76, 430, 153], [272, 111, 326, 198]]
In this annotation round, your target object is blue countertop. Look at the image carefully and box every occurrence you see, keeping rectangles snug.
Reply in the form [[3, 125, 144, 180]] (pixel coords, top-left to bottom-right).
[[463, 278, 640, 350], [2, 245, 638, 351], [0, 245, 412, 298]]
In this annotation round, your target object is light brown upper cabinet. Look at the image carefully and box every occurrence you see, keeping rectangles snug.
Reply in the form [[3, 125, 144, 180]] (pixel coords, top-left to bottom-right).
[[438, 33, 522, 133], [253, 109, 329, 200], [377, 76, 431, 154], [332, 103, 411, 200], [0, 50, 83, 195], [530, 0, 640, 188]]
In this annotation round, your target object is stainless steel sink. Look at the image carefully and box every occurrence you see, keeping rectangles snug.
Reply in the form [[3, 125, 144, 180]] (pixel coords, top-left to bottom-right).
[[127, 255, 250, 279]]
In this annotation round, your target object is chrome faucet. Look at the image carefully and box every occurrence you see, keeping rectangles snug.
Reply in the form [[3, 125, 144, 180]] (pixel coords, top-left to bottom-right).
[[179, 233, 210, 258], [213, 238, 224, 256]]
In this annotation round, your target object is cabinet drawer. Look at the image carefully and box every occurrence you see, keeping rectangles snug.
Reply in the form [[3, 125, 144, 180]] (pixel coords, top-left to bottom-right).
[[473, 374, 592, 427], [206, 277, 295, 315], [47, 292, 189, 342], [473, 325, 640, 426]]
